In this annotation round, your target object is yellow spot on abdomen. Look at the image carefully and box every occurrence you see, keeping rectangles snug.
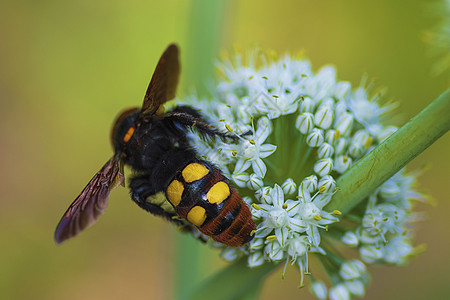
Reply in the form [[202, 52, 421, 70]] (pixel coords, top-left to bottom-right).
[[166, 180, 184, 206], [123, 127, 135, 142], [187, 206, 207, 227], [182, 163, 209, 183], [207, 181, 230, 204]]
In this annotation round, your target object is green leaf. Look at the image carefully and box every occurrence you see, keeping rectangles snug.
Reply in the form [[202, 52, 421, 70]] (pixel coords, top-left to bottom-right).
[[180, 258, 279, 300]]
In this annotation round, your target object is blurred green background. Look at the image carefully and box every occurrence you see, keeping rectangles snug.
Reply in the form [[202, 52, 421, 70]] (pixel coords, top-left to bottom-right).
[[1, 0, 448, 299]]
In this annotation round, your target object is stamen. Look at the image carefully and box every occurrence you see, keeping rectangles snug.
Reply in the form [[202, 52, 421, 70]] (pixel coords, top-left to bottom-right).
[[364, 137, 373, 148], [298, 261, 305, 288], [266, 235, 277, 241], [313, 215, 322, 221], [282, 257, 289, 280], [333, 210, 342, 215], [334, 130, 341, 140], [252, 203, 261, 210], [225, 124, 233, 132]]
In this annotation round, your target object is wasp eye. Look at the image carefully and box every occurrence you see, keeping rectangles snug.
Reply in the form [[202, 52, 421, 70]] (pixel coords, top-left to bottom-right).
[[110, 107, 139, 147], [123, 127, 135, 142]]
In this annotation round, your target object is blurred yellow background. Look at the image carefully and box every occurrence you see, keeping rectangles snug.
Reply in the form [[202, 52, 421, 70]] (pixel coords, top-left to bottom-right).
[[0, 0, 448, 299]]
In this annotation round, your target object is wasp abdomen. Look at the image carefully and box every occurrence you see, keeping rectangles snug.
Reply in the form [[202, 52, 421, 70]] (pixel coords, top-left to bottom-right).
[[165, 160, 255, 247]]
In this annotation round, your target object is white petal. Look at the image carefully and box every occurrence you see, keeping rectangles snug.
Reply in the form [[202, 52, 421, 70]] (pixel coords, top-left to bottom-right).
[[288, 217, 308, 233], [344, 280, 365, 297], [314, 158, 333, 177], [296, 113, 314, 134], [249, 238, 265, 251], [259, 144, 277, 158], [342, 231, 359, 246], [285, 200, 301, 216], [306, 128, 325, 147], [334, 113, 354, 136], [318, 175, 336, 193], [318, 211, 339, 224], [299, 96, 314, 113], [334, 81, 351, 100], [255, 226, 273, 238], [255, 186, 273, 204], [247, 173, 264, 190], [271, 184, 285, 207], [248, 252, 265, 267], [317, 142, 334, 159], [221, 248, 239, 261], [275, 227, 289, 247], [307, 225, 321, 247], [234, 159, 251, 174], [312, 193, 333, 209], [334, 155, 352, 174], [232, 172, 249, 188], [252, 158, 267, 177], [311, 281, 328, 300], [314, 106, 334, 130], [282, 178, 297, 195], [264, 241, 284, 261], [329, 284, 350, 300], [255, 117, 272, 144], [360, 245, 383, 263]]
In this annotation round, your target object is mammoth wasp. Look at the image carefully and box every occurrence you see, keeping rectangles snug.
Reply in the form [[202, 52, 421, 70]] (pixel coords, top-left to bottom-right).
[[54, 44, 256, 247]]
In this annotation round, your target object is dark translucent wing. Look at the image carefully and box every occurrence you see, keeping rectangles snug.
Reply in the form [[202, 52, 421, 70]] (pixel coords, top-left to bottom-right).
[[54, 155, 124, 244], [141, 44, 180, 116]]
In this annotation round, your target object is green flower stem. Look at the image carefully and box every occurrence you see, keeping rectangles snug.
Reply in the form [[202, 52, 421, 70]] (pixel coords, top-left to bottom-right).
[[181, 258, 278, 300], [325, 89, 450, 214], [176, 1, 227, 299]]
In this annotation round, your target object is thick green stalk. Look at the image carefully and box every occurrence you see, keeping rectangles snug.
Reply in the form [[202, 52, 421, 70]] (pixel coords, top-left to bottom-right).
[[175, 1, 227, 299], [325, 89, 450, 214]]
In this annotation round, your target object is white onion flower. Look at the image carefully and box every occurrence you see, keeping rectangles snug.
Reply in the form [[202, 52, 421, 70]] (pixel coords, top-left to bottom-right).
[[184, 50, 426, 298]]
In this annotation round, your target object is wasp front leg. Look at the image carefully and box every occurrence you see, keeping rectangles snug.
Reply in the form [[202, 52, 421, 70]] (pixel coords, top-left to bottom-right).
[[168, 106, 240, 143]]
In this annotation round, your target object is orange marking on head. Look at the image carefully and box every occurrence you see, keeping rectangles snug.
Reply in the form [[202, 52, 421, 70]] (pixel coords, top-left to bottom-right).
[[123, 127, 135, 142]]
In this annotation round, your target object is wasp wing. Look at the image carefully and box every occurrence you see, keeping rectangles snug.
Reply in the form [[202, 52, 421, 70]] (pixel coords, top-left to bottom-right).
[[54, 155, 124, 244], [141, 44, 180, 116]]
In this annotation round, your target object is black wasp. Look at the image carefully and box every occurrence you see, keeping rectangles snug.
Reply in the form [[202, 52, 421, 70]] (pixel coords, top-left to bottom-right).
[[54, 44, 256, 247]]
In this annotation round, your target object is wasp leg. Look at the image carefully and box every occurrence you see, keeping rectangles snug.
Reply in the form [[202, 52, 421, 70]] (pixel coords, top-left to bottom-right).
[[168, 106, 239, 143], [130, 175, 181, 224], [129, 175, 204, 240]]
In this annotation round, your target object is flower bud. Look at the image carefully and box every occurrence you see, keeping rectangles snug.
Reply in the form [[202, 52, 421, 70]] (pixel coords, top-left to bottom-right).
[[296, 113, 314, 134], [307, 128, 325, 147]]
